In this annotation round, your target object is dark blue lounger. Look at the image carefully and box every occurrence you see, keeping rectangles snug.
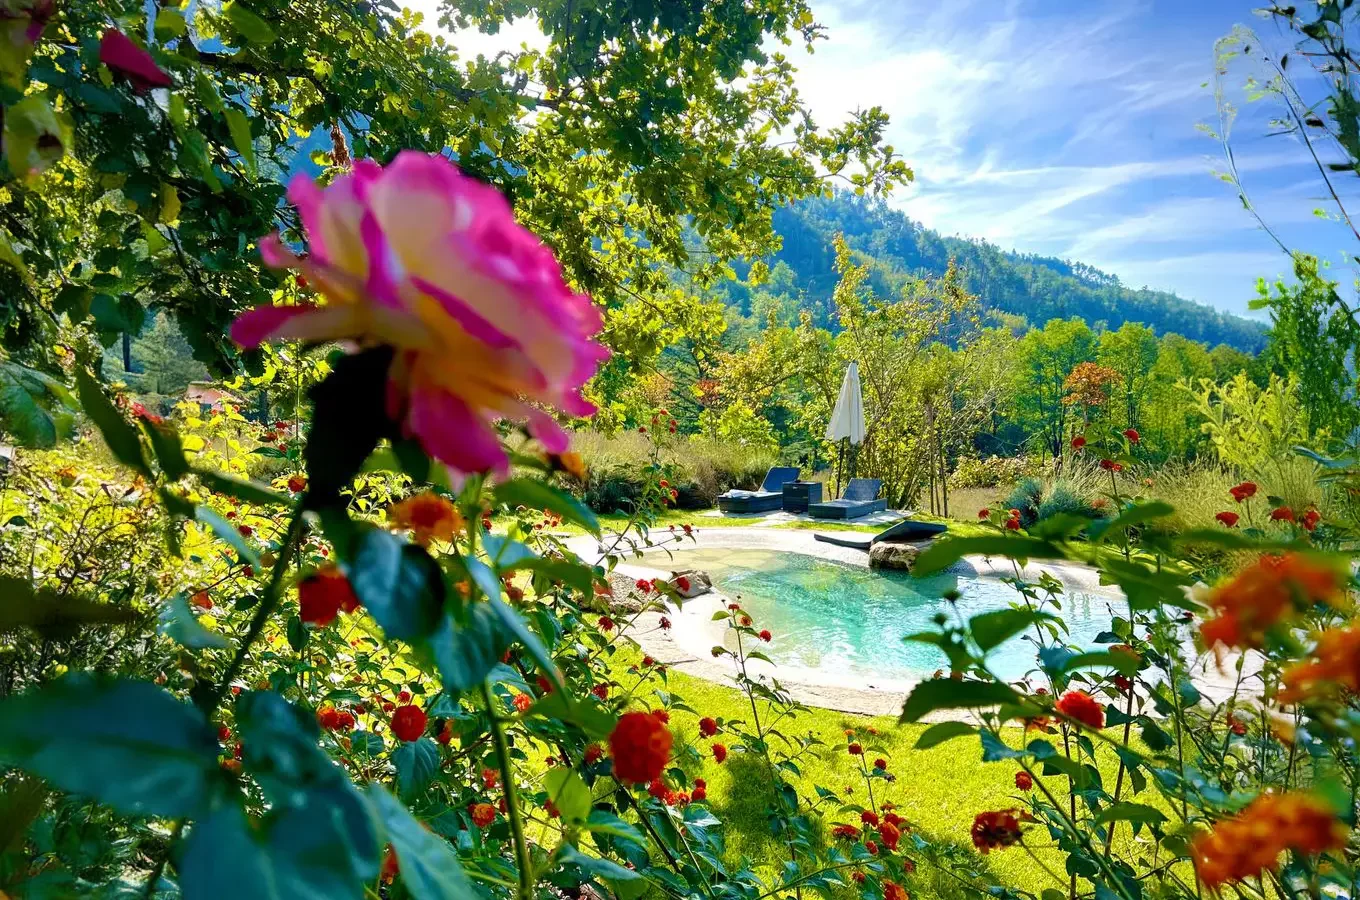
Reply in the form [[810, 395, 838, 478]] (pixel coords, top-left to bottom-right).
[[716, 467, 801, 514], [808, 478, 887, 519], [813, 517, 947, 550]]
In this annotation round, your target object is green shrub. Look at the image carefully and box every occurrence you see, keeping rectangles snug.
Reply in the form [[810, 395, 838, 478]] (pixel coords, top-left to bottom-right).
[[572, 431, 779, 513], [950, 455, 1040, 489], [1002, 477, 1044, 525]]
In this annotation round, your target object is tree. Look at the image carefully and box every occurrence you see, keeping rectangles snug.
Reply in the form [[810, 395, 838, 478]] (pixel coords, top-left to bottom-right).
[[1014, 318, 1096, 458], [1097, 322, 1159, 428], [1255, 254, 1360, 443], [0, 0, 910, 448]]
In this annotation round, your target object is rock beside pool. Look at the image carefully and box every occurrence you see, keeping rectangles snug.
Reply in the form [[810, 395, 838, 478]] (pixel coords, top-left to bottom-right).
[[869, 541, 923, 571]]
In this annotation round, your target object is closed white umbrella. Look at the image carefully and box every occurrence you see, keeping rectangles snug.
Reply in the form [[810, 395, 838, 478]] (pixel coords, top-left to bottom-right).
[[826, 362, 864, 497], [826, 362, 865, 444]]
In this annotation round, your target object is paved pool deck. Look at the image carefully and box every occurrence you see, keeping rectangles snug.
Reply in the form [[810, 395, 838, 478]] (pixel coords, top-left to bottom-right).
[[564, 525, 1263, 720]]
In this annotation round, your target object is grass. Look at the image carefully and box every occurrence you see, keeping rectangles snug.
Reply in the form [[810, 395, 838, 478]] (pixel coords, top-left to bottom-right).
[[558, 644, 1150, 900]]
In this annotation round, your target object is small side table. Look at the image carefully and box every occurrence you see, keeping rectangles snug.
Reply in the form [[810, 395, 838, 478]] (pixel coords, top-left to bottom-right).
[[782, 481, 823, 513]]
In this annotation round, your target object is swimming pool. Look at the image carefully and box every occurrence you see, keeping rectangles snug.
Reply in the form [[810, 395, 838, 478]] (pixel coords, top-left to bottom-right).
[[648, 547, 1120, 683]]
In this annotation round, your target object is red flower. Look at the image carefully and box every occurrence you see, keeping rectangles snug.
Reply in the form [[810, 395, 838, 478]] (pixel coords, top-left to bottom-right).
[[1099, 459, 1122, 472], [1270, 506, 1295, 523], [884, 882, 907, 900], [436, 720, 453, 745], [641, 655, 655, 667], [873, 758, 887, 770], [879, 821, 901, 851], [1056, 691, 1105, 729], [298, 566, 360, 627], [977, 508, 990, 520], [658, 616, 672, 631], [390, 705, 427, 742], [1215, 511, 1240, 528], [675, 575, 691, 592], [584, 744, 603, 765], [481, 767, 499, 790], [698, 717, 719, 738], [971, 809, 1025, 853], [1113, 675, 1133, 693], [1071, 435, 1086, 450], [591, 683, 609, 700], [1005, 517, 1020, 531], [848, 742, 863, 755], [1230, 720, 1247, 736], [99, 29, 171, 92], [832, 824, 861, 839], [609, 711, 673, 784], [865, 840, 879, 856], [682, 524, 693, 535], [653, 708, 669, 724], [287, 475, 307, 493], [598, 615, 616, 632], [471, 803, 496, 828], [712, 743, 728, 763], [237, 524, 254, 538], [191, 591, 213, 610], [692, 785, 707, 801], [1123, 428, 1140, 443], [758, 629, 772, 642], [1014, 771, 1033, 791], [1302, 509, 1321, 531], [634, 579, 652, 593], [861, 810, 880, 826], [852, 872, 866, 884], [398, 690, 411, 702], [1229, 481, 1258, 503], [513, 693, 533, 713]]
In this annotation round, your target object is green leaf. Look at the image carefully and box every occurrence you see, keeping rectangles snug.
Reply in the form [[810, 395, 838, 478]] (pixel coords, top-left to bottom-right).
[[1053, 650, 1140, 677], [4, 94, 69, 183], [418, 602, 509, 694], [392, 738, 440, 801], [493, 477, 599, 536], [75, 368, 149, 477], [223, 107, 257, 177], [911, 534, 1066, 576], [179, 787, 379, 900], [306, 347, 395, 502], [970, 608, 1054, 652], [913, 721, 977, 749], [900, 679, 1020, 723], [154, 7, 188, 39], [585, 810, 645, 846], [286, 615, 307, 651], [195, 505, 260, 566], [487, 596, 560, 686], [0, 362, 76, 448], [0, 675, 221, 817], [558, 844, 642, 882], [527, 691, 617, 740], [195, 469, 289, 506], [223, 1, 277, 45], [158, 594, 227, 649], [0, 575, 135, 636], [140, 419, 189, 480], [347, 528, 445, 642], [367, 786, 475, 900], [544, 768, 592, 825]]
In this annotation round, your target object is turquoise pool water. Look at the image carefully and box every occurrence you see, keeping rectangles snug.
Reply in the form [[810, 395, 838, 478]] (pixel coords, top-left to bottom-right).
[[653, 548, 1118, 683]]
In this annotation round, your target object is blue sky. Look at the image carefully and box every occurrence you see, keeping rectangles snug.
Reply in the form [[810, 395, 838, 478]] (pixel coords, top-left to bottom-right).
[[421, 0, 1360, 319]]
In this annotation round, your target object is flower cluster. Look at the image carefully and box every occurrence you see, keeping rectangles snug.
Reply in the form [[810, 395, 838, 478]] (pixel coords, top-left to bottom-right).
[[1198, 553, 1345, 649], [388, 492, 462, 546], [970, 809, 1027, 853], [1279, 624, 1360, 704], [608, 710, 672, 784], [1191, 792, 1346, 888]]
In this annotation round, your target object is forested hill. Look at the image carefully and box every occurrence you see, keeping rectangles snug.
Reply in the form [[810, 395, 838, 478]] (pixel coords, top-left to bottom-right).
[[739, 193, 1267, 352]]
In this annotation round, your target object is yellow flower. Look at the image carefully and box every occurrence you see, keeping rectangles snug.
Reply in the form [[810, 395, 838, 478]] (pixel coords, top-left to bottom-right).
[[388, 492, 463, 546]]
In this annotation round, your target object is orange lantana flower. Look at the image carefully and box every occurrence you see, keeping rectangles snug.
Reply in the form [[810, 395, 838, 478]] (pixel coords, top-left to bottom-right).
[[1197, 553, 1346, 650], [1280, 624, 1360, 704], [388, 492, 463, 545], [1191, 792, 1346, 888]]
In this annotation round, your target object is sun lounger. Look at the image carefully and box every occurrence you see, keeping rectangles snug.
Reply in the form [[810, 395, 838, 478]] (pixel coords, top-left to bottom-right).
[[716, 466, 801, 513], [813, 517, 948, 549], [807, 478, 887, 519]]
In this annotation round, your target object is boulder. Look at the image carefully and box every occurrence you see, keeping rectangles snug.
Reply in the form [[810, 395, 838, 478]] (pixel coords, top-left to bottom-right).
[[670, 569, 712, 598], [869, 541, 922, 571]]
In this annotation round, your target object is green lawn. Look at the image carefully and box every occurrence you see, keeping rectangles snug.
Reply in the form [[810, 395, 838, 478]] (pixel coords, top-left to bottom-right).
[[579, 645, 1140, 900]]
